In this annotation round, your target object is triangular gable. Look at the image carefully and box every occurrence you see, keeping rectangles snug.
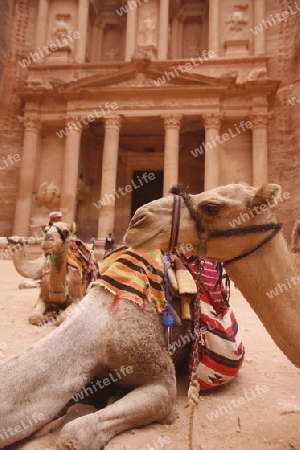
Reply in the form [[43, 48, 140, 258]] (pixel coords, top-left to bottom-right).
[[59, 60, 235, 92]]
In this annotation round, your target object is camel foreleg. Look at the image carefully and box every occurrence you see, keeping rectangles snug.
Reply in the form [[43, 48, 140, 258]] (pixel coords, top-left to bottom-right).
[[57, 380, 177, 450], [28, 295, 47, 325]]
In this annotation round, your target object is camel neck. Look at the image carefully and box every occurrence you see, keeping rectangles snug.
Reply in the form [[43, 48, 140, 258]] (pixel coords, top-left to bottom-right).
[[225, 232, 300, 367], [48, 246, 68, 303]]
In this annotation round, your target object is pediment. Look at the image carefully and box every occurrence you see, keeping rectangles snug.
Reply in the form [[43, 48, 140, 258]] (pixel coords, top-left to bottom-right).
[[59, 60, 235, 93]]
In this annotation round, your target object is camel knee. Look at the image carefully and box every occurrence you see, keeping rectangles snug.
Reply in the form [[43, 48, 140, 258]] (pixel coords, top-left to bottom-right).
[[57, 414, 108, 450]]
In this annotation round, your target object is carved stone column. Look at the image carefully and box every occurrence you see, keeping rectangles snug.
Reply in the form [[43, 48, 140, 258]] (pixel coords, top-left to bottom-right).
[[209, 0, 219, 56], [163, 115, 182, 196], [249, 112, 271, 186], [171, 18, 178, 59], [125, 3, 137, 61], [253, 0, 266, 55], [96, 21, 103, 62], [158, 0, 169, 60], [35, 0, 49, 60], [177, 18, 184, 58], [77, 0, 90, 63], [203, 114, 221, 190], [97, 116, 122, 240], [90, 20, 99, 62], [13, 117, 41, 236], [60, 120, 82, 223]]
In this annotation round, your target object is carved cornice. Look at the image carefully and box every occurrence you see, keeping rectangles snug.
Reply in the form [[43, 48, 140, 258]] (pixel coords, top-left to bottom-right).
[[248, 112, 273, 129], [201, 113, 222, 130], [18, 116, 41, 132], [162, 115, 182, 130]]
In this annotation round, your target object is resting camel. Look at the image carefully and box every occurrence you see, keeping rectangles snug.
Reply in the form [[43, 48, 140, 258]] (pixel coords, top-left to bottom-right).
[[0, 183, 299, 450], [0, 222, 98, 325]]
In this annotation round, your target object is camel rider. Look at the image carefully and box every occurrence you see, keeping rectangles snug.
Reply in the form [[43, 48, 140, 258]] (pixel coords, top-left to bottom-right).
[[48, 211, 63, 226], [44, 211, 63, 235]]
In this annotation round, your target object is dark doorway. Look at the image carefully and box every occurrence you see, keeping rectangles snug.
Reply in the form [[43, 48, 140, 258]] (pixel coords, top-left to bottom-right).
[[131, 171, 163, 217]]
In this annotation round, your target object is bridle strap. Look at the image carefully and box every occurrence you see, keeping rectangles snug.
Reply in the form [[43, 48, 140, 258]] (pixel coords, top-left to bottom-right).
[[168, 185, 283, 267], [169, 195, 181, 252], [223, 224, 282, 267], [209, 222, 282, 238]]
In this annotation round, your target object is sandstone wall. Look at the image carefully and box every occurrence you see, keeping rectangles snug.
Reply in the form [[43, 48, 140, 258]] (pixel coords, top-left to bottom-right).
[[0, 0, 38, 235], [266, 0, 300, 240]]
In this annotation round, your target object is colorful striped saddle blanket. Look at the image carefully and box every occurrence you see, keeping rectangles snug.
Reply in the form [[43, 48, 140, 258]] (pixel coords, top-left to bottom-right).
[[96, 247, 244, 391], [97, 246, 166, 312], [43, 237, 98, 284], [67, 238, 98, 283]]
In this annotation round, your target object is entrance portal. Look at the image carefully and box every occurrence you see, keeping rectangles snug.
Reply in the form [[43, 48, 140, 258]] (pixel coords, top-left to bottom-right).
[[131, 171, 163, 217]]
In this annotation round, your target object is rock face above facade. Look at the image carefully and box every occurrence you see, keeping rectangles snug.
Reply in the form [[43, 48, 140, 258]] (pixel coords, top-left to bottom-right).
[[0, 0, 37, 235], [0, 0, 298, 244]]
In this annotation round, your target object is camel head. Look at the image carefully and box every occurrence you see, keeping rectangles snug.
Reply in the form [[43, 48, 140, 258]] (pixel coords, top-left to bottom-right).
[[41, 222, 73, 254], [124, 183, 283, 263]]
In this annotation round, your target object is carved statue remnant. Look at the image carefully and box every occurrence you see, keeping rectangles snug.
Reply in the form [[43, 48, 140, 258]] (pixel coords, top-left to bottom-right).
[[226, 4, 249, 33], [105, 47, 120, 61], [51, 14, 73, 51], [36, 181, 61, 209], [139, 15, 156, 45]]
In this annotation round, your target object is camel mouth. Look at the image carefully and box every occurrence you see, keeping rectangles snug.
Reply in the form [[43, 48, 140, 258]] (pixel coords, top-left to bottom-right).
[[128, 214, 147, 229], [41, 241, 55, 252], [124, 227, 163, 249]]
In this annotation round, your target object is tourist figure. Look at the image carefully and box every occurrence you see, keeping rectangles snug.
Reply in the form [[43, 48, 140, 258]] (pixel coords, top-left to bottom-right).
[[104, 233, 115, 257], [89, 236, 95, 251], [291, 219, 300, 252]]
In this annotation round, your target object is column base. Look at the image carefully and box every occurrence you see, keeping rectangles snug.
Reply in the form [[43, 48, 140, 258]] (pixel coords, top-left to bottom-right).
[[94, 238, 106, 262]]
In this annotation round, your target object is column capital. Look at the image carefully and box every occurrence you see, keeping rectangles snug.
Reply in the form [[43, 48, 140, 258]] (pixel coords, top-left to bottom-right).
[[64, 115, 88, 132], [202, 113, 222, 130], [162, 115, 182, 129], [248, 111, 273, 129], [103, 115, 124, 130], [18, 116, 41, 132]]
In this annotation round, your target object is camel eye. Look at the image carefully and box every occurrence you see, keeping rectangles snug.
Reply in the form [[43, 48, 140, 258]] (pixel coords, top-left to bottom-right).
[[201, 203, 222, 215], [62, 229, 70, 238]]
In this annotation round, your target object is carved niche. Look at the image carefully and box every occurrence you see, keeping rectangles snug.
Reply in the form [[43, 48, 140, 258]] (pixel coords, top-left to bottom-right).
[[224, 4, 250, 57], [183, 17, 204, 58], [102, 24, 123, 61], [137, 13, 157, 60]]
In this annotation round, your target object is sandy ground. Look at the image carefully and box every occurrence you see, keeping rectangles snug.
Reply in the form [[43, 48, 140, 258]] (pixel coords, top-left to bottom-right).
[[0, 260, 299, 450]]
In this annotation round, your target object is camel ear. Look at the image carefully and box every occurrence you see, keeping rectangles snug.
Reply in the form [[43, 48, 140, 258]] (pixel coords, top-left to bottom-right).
[[251, 183, 281, 208], [70, 222, 77, 234]]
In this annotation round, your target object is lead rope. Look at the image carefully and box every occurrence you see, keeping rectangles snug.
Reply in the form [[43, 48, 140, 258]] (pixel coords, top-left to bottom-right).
[[162, 253, 174, 350], [188, 258, 202, 450]]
